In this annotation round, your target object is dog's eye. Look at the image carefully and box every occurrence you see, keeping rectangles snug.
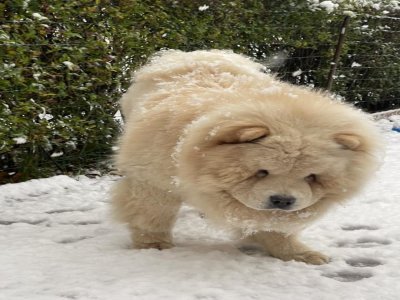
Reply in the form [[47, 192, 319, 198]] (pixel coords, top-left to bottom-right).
[[305, 174, 317, 183], [255, 169, 269, 178], [248, 135, 268, 143]]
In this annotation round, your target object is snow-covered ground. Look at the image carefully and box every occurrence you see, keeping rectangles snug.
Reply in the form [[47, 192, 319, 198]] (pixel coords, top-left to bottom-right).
[[1, 124, 400, 300]]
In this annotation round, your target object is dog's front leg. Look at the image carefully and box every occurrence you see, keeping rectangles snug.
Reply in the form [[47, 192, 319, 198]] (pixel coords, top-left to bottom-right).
[[249, 231, 329, 265]]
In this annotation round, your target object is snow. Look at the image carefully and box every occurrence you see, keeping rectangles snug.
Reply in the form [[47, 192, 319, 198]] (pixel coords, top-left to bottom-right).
[[171, 115, 209, 166], [38, 112, 54, 121], [66, 141, 77, 150], [208, 126, 220, 137], [50, 151, 64, 158], [319, 1, 339, 13], [113, 110, 123, 124], [12, 137, 27, 145], [0, 32, 10, 40], [23, 0, 31, 10], [389, 115, 400, 128], [372, 3, 381, 10], [343, 10, 357, 17], [1, 126, 400, 299], [308, 0, 400, 13], [292, 69, 303, 77], [32, 12, 48, 21], [33, 73, 41, 81], [198, 5, 210, 11], [3, 63, 16, 69], [62, 61, 77, 71], [170, 176, 181, 187], [261, 86, 282, 95]]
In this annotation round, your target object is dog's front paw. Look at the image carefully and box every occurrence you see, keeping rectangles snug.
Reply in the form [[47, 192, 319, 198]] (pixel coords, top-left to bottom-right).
[[290, 251, 330, 265], [132, 230, 174, 250], [133, 241, 174, 250]]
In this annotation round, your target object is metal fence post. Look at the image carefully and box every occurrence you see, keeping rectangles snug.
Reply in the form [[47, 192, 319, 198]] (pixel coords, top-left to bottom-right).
[[327, 16, 351, 91]]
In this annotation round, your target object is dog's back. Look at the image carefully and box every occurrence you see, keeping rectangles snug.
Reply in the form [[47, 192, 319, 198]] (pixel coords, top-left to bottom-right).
[[120, 49, 266, 121]]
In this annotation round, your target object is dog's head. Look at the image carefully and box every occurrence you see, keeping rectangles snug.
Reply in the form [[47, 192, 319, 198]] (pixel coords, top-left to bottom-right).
[[178, 97, 382, 212]]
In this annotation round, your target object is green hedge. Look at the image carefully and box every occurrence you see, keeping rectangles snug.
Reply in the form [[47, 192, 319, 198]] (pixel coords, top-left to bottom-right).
[[1, 0, 399, 182]]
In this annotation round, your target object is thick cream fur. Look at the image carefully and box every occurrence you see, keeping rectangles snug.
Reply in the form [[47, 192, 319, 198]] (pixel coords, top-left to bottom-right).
[[112, 50, 382, 264]]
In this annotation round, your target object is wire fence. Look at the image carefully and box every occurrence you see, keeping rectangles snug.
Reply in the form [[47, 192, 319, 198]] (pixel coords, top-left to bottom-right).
[[274, 14, 399, 112]]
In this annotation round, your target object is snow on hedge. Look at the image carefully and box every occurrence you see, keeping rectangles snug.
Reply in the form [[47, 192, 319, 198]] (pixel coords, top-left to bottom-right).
[[308, 0, 400, 13]]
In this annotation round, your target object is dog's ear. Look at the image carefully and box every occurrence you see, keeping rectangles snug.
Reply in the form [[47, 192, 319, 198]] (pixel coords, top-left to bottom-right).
[[334, 133, 362, 150], [221, 126, 269, 144]]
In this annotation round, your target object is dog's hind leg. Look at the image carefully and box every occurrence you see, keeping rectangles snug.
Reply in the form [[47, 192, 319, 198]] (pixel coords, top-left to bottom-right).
[[112, 177, 181, 250]]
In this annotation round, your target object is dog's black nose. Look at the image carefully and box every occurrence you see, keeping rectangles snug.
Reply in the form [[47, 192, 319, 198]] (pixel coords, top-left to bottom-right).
[[269, 195, 296, 209]]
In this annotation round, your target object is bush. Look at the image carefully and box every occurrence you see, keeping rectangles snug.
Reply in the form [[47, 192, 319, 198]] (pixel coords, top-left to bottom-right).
[[0, 0, 122, 181], [1, 0, 399, 182]]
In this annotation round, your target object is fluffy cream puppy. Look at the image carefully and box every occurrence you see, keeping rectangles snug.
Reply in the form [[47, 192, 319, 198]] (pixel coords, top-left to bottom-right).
[[112, 50, 382, 264]]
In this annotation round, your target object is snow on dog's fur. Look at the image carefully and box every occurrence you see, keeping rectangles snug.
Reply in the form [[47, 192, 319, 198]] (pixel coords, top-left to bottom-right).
[[112, 50, 382, 264]]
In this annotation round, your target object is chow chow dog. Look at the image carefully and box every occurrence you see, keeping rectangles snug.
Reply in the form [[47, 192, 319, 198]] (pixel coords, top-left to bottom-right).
[[112, 50, 382, 264]]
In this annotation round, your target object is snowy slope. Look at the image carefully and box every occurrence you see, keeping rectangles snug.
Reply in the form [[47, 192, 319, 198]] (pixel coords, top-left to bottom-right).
[[1, 127, 400, 300]]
